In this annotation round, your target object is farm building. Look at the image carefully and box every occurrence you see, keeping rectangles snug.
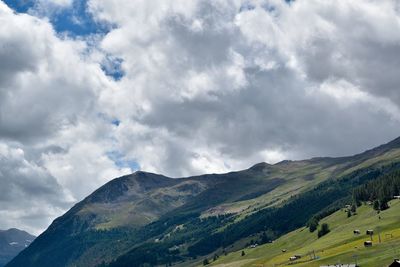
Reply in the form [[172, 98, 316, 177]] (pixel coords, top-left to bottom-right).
[[366, 229, 374, 235], [394, 196, 400, 199], [353, 229, 360, 234], [320, 264, 356, 267], [289, 255, 301, 261], [364, 240, 372, 247], [389, 259, 400, 267]]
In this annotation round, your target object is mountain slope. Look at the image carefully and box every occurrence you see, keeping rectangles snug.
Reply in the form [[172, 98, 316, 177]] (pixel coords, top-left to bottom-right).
[[212, 200, 400, 267], [7, 137, 400, 267], [0, 229, 35, 267]]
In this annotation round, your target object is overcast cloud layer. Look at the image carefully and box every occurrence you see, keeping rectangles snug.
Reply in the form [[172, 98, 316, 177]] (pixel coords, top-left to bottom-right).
[[1, 0, 400, 234]]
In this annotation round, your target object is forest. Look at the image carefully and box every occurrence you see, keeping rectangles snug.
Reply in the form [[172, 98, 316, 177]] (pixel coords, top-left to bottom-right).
[[353, 170, 400, 210]]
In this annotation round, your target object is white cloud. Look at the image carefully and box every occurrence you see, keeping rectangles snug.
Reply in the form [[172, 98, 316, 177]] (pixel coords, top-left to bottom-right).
[[2, 0, 400, 233], [0, 143, 73, 235], [42, 119, 132, 200], [0, 2, 130, 233], [316, 79, 400, 121], [87, 0, 400, 176]]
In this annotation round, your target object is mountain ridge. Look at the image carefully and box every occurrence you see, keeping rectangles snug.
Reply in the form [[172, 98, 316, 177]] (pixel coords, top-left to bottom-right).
[[7, 136, 400, 267], [0, 228, 35, 267]]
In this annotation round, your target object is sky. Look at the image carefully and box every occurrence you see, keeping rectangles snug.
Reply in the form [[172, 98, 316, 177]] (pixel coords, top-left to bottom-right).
[[1, 0, 400, 235]]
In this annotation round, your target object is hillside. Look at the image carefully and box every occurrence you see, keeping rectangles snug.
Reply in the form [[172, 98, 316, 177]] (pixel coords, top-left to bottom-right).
[[211, 200, 400, 267], [0, 229, 35, 267], [6, 137, 400, 267]]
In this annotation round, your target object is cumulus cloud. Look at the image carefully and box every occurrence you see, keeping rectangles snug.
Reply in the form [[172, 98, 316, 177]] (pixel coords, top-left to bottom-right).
[[89, 0, 400, 176], [2, 0, 400, 233], [0, 1, 130, 233], [0, 3, 98, 142], [0, 143, 73, 235]]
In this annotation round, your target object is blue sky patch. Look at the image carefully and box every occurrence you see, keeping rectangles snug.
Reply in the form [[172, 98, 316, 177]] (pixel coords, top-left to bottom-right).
[[101, 56, 125, 81], [111, 119, 121, 127], [4, 0, 110, 36], [106, 151, 140, 171]]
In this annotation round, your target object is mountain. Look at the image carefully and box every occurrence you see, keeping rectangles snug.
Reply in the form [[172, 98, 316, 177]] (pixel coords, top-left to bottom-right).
[[0, 229, 35, 267], [7, 137, 400, 267], [213, 199, 400, 267]]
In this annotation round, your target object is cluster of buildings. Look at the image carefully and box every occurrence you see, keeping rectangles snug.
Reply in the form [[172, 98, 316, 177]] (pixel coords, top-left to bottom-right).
[[320, 265, 356, 267]]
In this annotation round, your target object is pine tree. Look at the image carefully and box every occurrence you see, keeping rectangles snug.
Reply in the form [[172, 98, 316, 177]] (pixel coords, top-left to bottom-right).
[[307, 217, 319, 232], [213, 254, 219, 261], [373, 200, 380, 210], [347, 210, 352, 218], [318, 223, 330, 238], [351, 204, 357, 213]]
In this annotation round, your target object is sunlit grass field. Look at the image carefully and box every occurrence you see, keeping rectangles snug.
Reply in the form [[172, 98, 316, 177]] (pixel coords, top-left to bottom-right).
[[210, 200, 400, 267]]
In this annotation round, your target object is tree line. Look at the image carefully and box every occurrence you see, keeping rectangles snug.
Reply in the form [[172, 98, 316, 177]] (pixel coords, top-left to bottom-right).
[[353, 170, 400, 210]]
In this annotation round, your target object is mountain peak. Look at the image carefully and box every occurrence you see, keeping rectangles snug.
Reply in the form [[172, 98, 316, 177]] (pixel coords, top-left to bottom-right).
[[83, 171, 175, 204], [249, 162, 272, 171], [0, 228, 35, 267]]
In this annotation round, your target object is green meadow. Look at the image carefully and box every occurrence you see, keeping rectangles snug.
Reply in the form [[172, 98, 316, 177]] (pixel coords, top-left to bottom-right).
[[210, 200, 400, 267]]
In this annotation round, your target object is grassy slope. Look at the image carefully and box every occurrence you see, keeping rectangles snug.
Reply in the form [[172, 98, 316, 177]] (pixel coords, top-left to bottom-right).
[[66, 145, 400, 232], [204, 147, 400, 229], [211, 200, 400, 267], [204, 146, 400, 221], [202, 159, 344, 220]]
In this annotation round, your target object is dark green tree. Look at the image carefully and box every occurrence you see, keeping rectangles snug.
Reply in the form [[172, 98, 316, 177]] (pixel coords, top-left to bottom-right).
[[213, 254, 219, 261], [307, 217, 319, 232], [353, 169, 400, 211], [373, 200, 380, 210], [347, 210, 352, 218], [318, 223, 330, 238], [379, 199, 389, 210], [351, 204, 357, 213]]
